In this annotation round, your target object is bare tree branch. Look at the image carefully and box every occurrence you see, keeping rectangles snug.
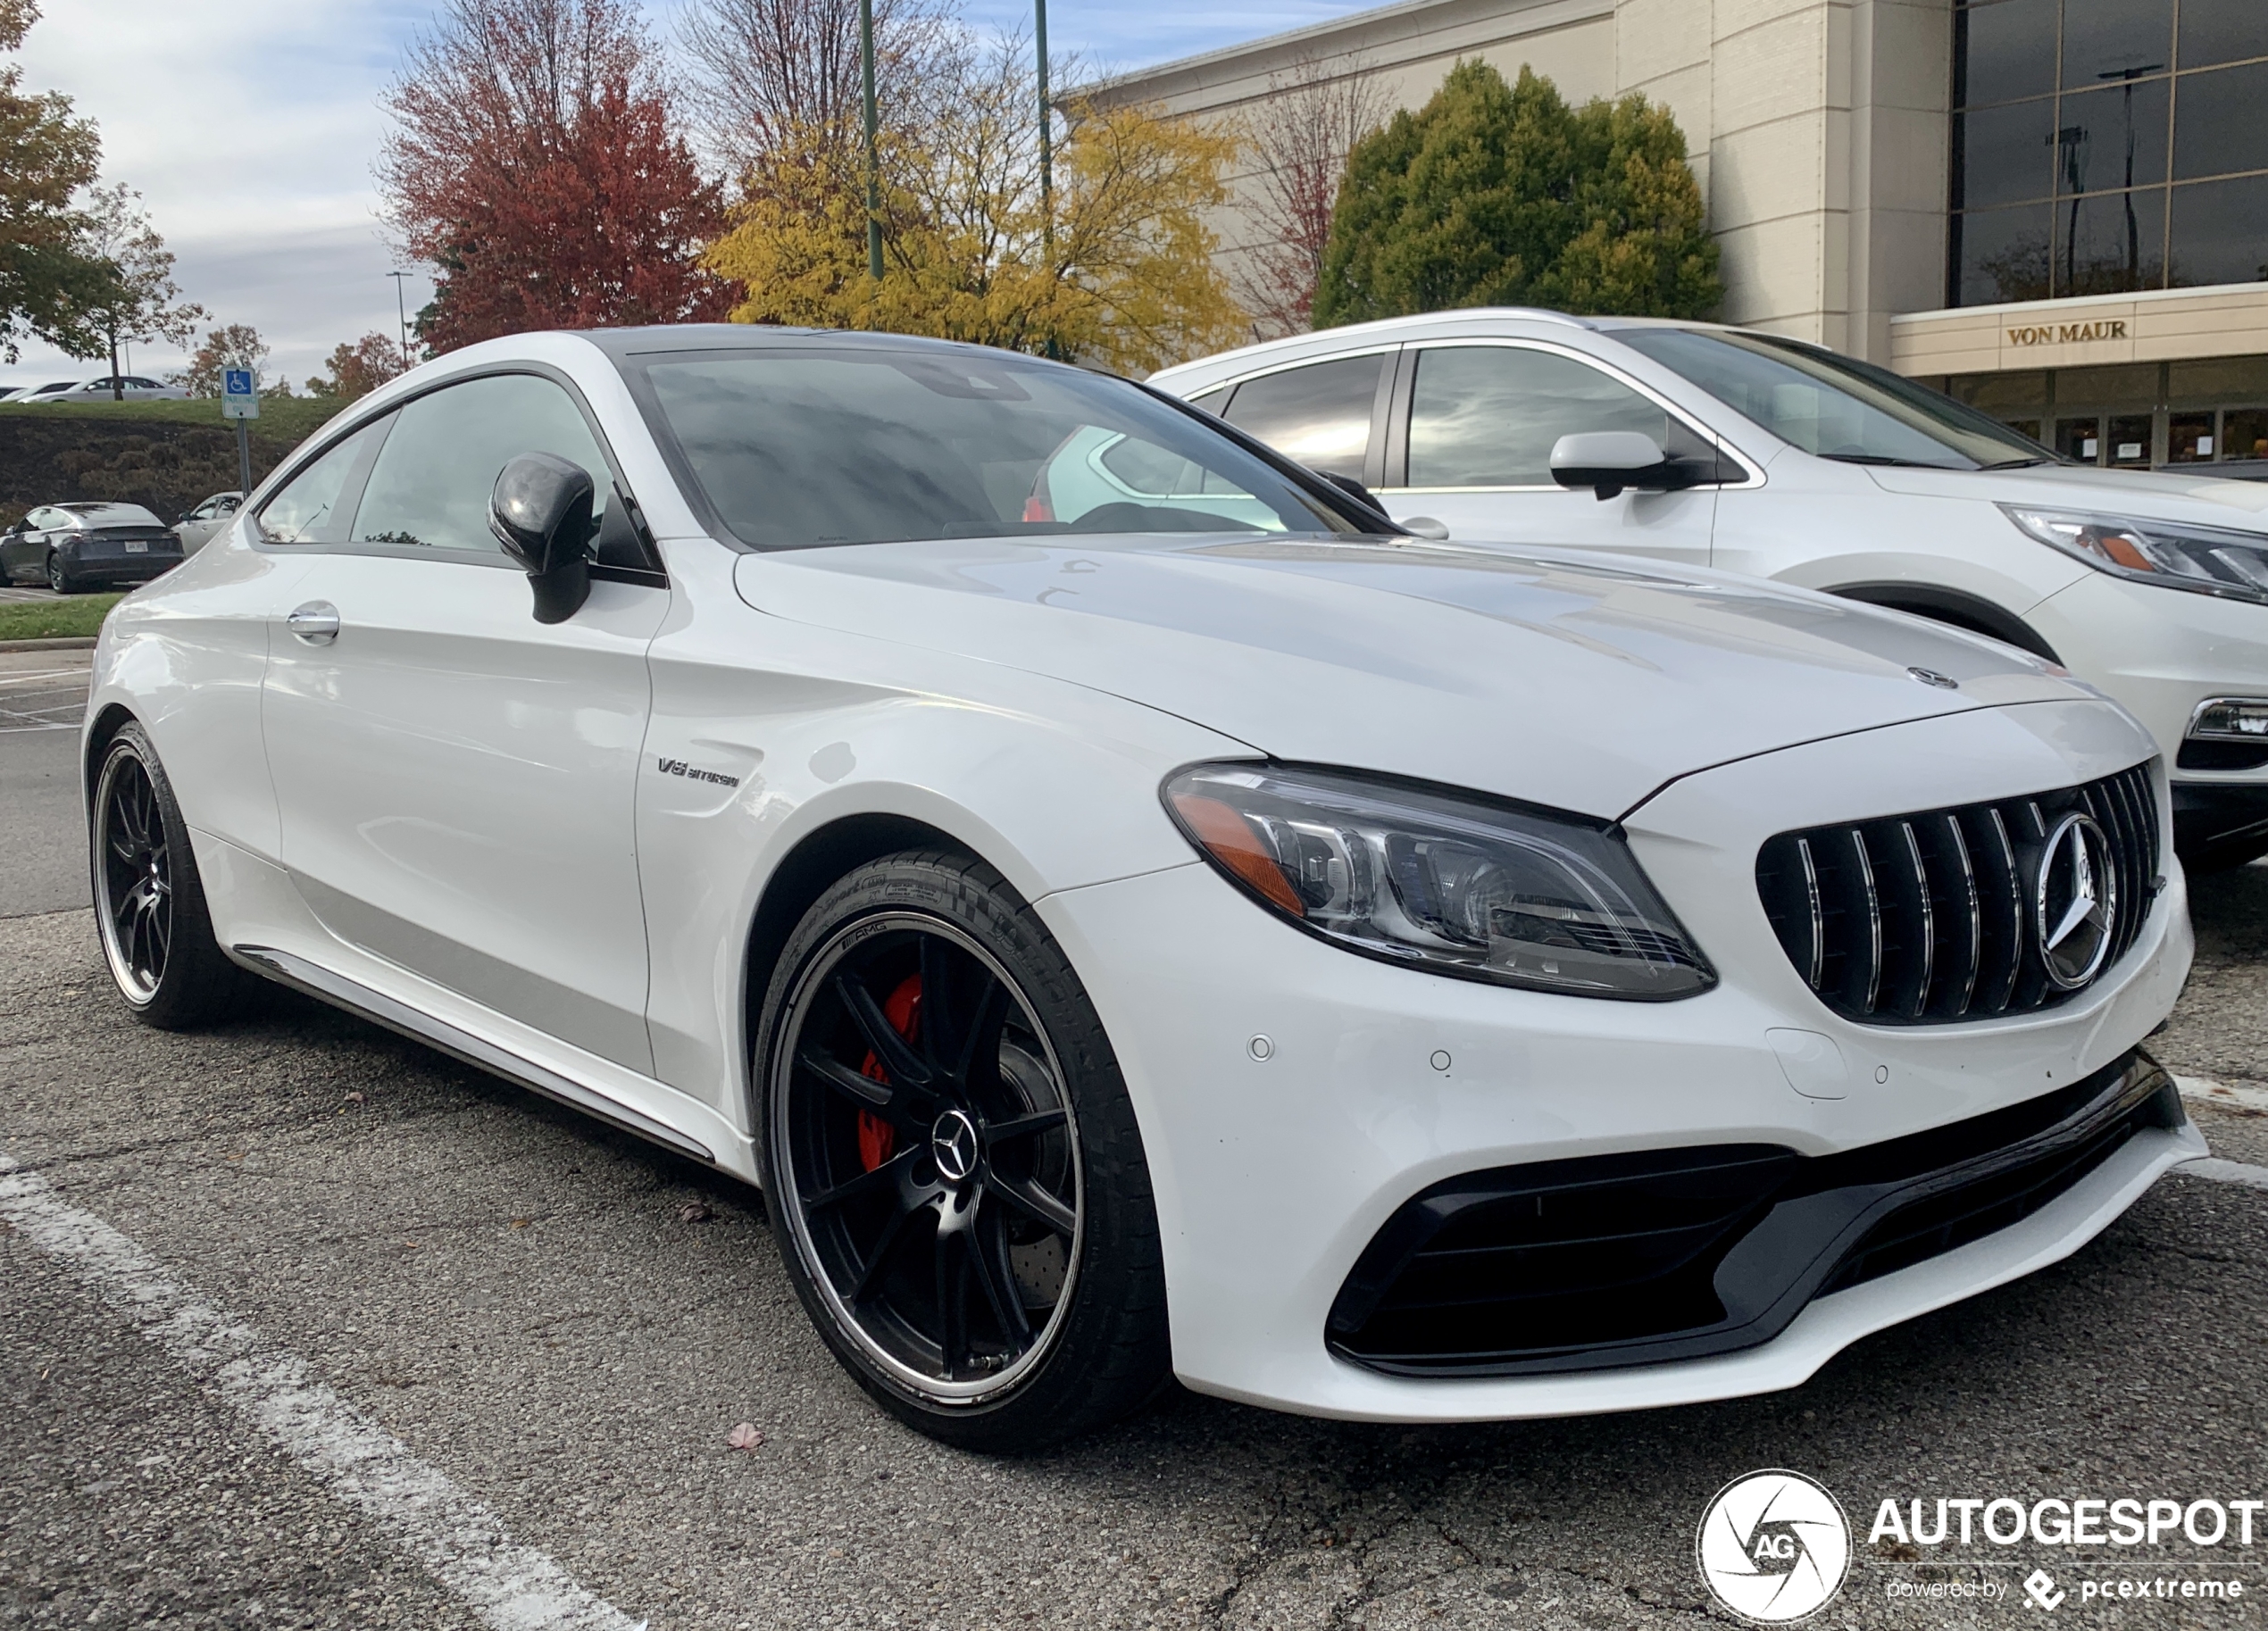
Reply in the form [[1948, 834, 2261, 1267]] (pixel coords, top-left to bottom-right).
[[1237, 54, 1388, 337]]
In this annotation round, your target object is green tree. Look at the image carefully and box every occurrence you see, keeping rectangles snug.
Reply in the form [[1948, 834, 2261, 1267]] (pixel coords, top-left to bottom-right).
[[172, 321, 267, 396], [0, 0, 105, 362], [49, 183, 205, 399], [1541, 89, 1722, 317], [1314, 61, 1719, 326]]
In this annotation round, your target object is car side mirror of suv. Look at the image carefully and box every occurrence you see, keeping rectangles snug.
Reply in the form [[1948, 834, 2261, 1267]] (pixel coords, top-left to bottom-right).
[[489, 452, 597, 624], [1549, 432, 1686, 501]]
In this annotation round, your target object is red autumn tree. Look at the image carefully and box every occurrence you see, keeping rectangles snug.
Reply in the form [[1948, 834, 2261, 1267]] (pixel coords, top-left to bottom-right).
[[379, 0, 733, 354], [1238, 54, 1388, 338]]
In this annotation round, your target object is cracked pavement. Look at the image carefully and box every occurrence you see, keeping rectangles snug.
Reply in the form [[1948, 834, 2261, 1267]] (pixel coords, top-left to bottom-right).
[[3, 836, 2267, 1624]]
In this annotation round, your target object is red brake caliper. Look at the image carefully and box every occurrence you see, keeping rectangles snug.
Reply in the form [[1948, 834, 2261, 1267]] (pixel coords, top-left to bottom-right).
[[856, 972, 922, 1171]]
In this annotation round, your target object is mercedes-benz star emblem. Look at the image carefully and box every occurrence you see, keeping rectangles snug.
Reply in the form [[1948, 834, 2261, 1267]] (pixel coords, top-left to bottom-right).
[[1906, 666, 1958, 690], [931, 1109, 980, 1184], [2036, 812, 2117, 990]]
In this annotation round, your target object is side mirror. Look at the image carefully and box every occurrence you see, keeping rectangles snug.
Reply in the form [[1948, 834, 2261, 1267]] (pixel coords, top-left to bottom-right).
[[1550, 432, 1681, 501], [489, 452, 597, 624]]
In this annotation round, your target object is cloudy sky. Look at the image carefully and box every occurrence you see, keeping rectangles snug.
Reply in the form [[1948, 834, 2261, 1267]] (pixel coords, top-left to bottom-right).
[[2, 0, 1361, 395]]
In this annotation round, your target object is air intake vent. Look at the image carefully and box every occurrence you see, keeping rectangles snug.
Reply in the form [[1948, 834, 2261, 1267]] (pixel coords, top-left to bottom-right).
[[1755, 762, 2158, 1025]]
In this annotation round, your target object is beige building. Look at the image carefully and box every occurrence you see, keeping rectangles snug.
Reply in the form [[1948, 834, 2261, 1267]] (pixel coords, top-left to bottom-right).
[[1095, 0, 2268, 470]]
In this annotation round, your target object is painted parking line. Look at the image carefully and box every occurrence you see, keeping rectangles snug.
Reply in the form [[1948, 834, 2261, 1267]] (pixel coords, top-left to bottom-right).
[[2182, 1157, 2268, 1192], [0, 1153, 645, 1631], [0, 663, 89, 731], [2176, 1073, 2268, 1116]]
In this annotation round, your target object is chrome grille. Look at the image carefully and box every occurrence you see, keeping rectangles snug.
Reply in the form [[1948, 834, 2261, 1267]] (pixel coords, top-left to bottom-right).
[[1755, 761, 2160, 1024]]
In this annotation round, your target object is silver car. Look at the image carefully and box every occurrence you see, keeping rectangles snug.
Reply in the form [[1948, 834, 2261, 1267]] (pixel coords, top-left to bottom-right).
[[17, 376, 188, 404], [173, 491, 243, 555]]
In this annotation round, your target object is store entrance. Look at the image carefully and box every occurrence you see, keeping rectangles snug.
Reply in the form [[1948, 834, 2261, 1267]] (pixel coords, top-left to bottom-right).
[[1936, 357, 2268, 471]]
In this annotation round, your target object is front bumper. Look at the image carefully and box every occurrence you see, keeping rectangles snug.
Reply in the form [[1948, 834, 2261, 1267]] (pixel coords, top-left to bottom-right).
[[1035, 699, 2191, 1421], [2030, 570, 2268, 859]]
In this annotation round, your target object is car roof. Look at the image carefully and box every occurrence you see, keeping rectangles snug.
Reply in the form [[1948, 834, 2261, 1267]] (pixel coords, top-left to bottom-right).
[[54, 502, 162, 524], [572, 323, 1097, 371]]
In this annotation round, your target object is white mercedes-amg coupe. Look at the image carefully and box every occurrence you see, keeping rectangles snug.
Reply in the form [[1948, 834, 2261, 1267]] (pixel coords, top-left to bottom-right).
[[84, 327, 2205, 1450]]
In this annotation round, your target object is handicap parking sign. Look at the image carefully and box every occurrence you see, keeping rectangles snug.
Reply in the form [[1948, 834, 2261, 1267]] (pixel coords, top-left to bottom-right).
[[221, 367, 259, 420]]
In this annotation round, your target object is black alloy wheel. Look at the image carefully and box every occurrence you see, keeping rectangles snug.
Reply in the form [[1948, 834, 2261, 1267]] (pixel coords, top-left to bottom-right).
[[759, 853, 1168, 1451], [94, 743, 172, 1002], [89, 722, 263, 1028]]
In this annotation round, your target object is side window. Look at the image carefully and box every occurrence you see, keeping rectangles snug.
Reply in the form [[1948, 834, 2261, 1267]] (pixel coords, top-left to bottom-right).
[[1405, 347, 1672, 488], [349, 373, 613, 555], [259, 417, 392, 544], [1220, 354, 1385, 480], [1186, 386, 1229, 414], [26, 506, 58, 530]]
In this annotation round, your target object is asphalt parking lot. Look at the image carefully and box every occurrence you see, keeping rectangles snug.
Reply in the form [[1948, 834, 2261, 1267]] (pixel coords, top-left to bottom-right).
[[4, 660, 2267, 1628]]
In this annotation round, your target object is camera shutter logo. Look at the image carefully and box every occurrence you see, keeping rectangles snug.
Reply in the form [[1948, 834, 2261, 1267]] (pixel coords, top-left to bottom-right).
[[2034, 812, 2115, 991], [1696, 1470, 1851, 1623]]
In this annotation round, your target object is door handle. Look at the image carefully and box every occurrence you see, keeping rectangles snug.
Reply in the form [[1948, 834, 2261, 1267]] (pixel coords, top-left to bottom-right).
[[287, 601, 340, 645]]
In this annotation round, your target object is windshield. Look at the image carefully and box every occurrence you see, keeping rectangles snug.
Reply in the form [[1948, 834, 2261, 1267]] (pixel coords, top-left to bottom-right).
[[628, 347, 1368, 550], [1615, 328, 2052, 470]]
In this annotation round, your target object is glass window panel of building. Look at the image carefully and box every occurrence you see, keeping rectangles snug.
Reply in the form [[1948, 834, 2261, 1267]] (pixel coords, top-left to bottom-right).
[[1950, 0, 2268, 304]]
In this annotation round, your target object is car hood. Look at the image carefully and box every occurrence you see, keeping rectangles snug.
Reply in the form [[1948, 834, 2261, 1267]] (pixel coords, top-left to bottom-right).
[[1864, 460, 2268, 527], [734, 535, 2097, 818]]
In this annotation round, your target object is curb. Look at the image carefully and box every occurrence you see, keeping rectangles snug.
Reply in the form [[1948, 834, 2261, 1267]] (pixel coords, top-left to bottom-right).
[[0, 637, 96, 653]]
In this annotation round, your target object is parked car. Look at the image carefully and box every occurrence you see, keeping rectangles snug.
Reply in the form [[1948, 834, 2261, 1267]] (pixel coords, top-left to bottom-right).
[[173, 490, 243, 555], [3, 501, 184, 592], [5, 380, 81, 404], [15, 376, 188, 404], [1152, 311, 2268, 870], [85, 326, 2199, 1450], [0, 386, 24, 401]]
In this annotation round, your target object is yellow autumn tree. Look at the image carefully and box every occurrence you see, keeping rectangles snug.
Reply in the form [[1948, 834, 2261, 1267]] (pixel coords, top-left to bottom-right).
[[704, 39, 1247, 375]]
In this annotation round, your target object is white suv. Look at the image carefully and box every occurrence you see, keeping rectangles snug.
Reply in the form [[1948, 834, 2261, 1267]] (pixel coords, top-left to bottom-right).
[[1152, 311, 2268, 871]]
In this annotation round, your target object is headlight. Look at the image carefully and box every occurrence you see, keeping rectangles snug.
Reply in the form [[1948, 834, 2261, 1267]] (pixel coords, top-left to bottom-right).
[[1162, 762, 1714, 999], [2002, 504, 2268, 605]]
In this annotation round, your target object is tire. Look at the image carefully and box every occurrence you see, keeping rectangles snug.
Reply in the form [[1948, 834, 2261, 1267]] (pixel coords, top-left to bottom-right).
[[89, 721, 263, 1028], [46, 552, 78, 595], [755, 850, 1169, 1452]]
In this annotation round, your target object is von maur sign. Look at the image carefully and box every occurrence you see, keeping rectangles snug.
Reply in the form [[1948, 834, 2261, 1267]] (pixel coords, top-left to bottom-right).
[[221, 367, 257, 493]]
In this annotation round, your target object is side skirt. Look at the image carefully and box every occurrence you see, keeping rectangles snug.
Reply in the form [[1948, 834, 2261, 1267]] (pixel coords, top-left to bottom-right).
[[230, 943, 719, 1168]]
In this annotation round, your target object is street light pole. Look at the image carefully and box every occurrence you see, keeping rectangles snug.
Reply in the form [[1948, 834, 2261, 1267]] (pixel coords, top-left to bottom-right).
[[1036, 0, 1053, 258], [387, 270, 414, 369], [860, 0, 884, 283]]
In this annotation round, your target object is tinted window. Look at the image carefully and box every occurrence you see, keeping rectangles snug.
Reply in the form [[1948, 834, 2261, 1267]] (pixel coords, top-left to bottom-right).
[[634, 349, 1362, 549], [1220, 355, 1383, 479], [351, 374, 612, 555], [1405, 347, 1669, 487], [2180, 0, 2268, 69], [2062, 0, 2172, 87], [2169, 175, 2268, 287], [2055, 187, 2167, 293], [258, 418, 392, 545], [2055, 78, 2168, 192], [1955, 100, 2055, 207], [1619, 328, 2047, 468], [1951, 204, 2053, 302], [2174, 61, 2268, 180], [1955, 0, 2056, 103]]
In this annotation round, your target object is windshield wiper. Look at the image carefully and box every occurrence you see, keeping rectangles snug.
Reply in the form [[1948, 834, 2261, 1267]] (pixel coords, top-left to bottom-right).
[[1816, 454, 1956, 469], [1980, 456, 2057, 469]]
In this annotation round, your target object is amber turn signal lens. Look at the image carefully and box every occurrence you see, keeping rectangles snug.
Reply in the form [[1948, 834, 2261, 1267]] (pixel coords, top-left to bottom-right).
[[1169, 792, 1306, 916]]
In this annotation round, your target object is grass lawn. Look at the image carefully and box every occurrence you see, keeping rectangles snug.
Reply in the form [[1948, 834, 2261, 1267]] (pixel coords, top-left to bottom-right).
[[4, 394, 346, 444], [0, 591, 124, 641]]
